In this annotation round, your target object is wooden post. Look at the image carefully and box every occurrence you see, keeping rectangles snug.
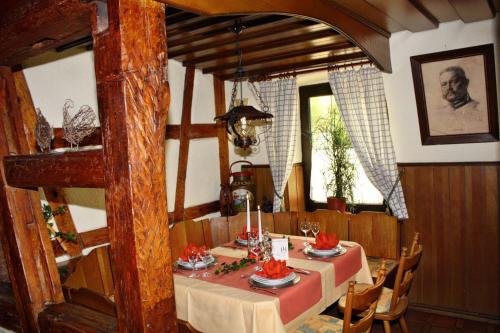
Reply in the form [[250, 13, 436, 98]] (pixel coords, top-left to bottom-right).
[[91, 0, 177, 332], [0, 67, 63, 332], [213, 77, 230, 185], [173, 66, 195, 222]]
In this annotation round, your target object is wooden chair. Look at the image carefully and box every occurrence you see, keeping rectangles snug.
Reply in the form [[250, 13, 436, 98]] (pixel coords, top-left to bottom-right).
[[374, 233, 422, 333], [294, 262, 387, 333], [340, 233, 422, 333]]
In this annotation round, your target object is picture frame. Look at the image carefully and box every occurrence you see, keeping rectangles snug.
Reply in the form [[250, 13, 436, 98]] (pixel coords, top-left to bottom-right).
[[410, 44, 498, 145]]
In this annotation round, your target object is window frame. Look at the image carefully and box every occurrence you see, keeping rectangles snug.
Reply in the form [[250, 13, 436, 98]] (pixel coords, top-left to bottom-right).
[[299, 82, 385, 213]]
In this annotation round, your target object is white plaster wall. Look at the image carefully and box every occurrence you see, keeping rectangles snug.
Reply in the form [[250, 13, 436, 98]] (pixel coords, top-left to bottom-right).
[[294, 18, 500, 163], [384, 18, 500, 162]]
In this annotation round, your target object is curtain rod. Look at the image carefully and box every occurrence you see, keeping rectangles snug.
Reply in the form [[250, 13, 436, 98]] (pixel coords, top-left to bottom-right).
[[250, 59, 373, 82]]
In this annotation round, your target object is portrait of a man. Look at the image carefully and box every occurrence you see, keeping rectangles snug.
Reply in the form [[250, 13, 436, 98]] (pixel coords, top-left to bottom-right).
[[421, 55, 489, 136], [411, 44, 498, 145]]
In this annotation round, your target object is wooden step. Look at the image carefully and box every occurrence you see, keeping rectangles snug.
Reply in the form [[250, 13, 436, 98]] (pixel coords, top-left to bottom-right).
[[3, 149, 104, 188]]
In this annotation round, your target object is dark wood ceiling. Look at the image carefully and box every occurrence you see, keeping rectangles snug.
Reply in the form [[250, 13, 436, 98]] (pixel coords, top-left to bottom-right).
[[0, 0, 497, 77], [164, 0, 497, 79]]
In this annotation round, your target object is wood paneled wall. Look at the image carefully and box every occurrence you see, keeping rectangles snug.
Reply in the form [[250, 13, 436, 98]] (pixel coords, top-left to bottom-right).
[[242, 163, 305, 212], [399, 163, 499, 318]]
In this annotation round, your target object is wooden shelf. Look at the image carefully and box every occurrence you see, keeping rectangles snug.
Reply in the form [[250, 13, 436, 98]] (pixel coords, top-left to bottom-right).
[[3, 149, 104, 188]]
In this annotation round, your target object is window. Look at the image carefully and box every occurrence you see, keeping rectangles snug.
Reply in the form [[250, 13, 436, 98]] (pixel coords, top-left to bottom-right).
[[299, 83, 384, 211]]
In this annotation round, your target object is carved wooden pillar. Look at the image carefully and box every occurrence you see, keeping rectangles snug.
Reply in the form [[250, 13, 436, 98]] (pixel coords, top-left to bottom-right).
[[0, 67, 63, 332], [91, 0, 177, 332]]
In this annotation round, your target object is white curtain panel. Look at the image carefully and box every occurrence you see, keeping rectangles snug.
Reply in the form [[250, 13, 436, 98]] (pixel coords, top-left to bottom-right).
[[259, 77, 298, 212], [328, 68, 408, 219]]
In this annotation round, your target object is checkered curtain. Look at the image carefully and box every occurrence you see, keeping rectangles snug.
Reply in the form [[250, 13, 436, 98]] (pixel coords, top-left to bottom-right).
[[328, 68, 408, 219], [259, 77, 298, 212]]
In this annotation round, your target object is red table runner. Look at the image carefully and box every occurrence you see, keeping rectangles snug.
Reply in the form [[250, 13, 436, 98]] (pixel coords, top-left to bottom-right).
[[174, 255, 322, 324], [288, 238, 362, 287]]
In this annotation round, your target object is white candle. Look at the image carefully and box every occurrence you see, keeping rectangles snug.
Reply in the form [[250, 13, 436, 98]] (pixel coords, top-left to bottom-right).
[[246, 193, 251, 233], [257, 205, 262, 242]]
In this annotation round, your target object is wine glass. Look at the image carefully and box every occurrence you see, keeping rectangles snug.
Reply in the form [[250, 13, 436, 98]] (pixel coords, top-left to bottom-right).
[[188, 249, 199, 278], [311, 222, 320, 239], [249, 235, 262, 271], [201, 248, 212, 278]]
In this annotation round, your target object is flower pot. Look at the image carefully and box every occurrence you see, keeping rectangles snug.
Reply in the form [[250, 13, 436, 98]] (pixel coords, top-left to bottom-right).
[[327, 197, 346, 212]]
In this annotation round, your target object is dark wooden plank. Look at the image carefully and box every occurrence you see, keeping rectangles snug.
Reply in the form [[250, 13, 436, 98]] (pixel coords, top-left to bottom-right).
[[91, 0, 177, 331], [416, 0, 460, 22], [0, 66, 64, 332], [202, 40, 354, 74], [365, 0, 438, 32], [158, 0, 392, 72], [449, 0, 495, 22], [174, 67, 195, 222], [166, 124, 218, 140], [0, 0, 92, 66], [168, 17, 305, 57], [213, 77, 230, 185], [0, 282, 20, 332], [4, 150, 104, 188], [80, 228, 110, 248], [182, 28, 339, 66], [38, 302, 117, 333], [332, 0, 404, 33], [217, 50, 367, 80]]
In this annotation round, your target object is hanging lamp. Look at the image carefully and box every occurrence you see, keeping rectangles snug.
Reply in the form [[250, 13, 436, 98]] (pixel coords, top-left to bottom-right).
[[214, 19, 273, 150]]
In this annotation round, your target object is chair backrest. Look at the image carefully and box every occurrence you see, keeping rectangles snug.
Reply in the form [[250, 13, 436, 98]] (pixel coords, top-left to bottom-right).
[[343, 261, 387, 333], [299, 210, 349, 241], [390, 233, 423, 311], [349, 211, 399, 260], [273, 211, 298, 235], [209, 215, 230, 247]]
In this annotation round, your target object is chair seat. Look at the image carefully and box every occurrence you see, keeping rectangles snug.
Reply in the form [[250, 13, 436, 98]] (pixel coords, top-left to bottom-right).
[[338, 284, 393, 314], [294, 314, 344, 333]]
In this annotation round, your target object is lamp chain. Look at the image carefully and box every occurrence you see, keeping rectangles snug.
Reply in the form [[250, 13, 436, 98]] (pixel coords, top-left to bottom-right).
[[249, 81, 269, 112]]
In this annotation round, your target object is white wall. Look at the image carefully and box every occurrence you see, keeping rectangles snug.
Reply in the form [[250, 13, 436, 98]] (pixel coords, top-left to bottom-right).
[[384, 18, 500, 162], [294, 18, 500, 163]]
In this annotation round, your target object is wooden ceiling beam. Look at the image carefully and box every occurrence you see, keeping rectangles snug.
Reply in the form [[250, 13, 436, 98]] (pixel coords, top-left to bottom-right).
[[415, 0, 460, 23], [168, 16, 307, 57], [449, 0, 495, 22], [217, 51, 368, 80], [168, 14, 276, 46], [3, 150, 105, 188], [0, 0, 92, 67], [202, 41, 356, 74], [157, 0, 392, 72], [365, 0, 438, 32], [167, 14, 236, 34], [182, 28, 338, 65]]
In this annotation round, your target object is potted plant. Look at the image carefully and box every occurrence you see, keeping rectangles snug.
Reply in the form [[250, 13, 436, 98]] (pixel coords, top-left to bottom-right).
[[314, 103, 355, 212]]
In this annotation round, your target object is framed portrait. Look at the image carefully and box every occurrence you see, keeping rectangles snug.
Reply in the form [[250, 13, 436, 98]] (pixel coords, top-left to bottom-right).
[[410, 44, 498, 145]]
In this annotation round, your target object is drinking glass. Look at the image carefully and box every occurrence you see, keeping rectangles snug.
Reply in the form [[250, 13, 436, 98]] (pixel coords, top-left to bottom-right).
[[300, 221, 311, 246], [311, 222, 320, 238], [201, 248, 212, 278], [188, 249, 199, 278], [249, 235, 262, 271]]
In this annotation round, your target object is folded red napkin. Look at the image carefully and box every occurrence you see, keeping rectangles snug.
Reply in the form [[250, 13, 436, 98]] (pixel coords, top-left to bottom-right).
[[179, 243, 206, 261], [256, 257, 292, 279], [313, 231, 339, 250], [238, 225, 258, 240]]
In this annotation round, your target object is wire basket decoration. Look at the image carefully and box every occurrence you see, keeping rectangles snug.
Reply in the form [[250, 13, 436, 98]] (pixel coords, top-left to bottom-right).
[[62, 99, 97, 149], [35, 108, 53, 152]]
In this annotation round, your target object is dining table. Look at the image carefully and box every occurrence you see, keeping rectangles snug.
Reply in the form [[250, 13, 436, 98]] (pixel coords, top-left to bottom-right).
[[173, 234, 373, 333]]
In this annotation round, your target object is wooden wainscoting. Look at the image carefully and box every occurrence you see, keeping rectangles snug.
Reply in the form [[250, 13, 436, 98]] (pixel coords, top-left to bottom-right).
[[242, 163, 305, 212], [399, 162, 499, 319]]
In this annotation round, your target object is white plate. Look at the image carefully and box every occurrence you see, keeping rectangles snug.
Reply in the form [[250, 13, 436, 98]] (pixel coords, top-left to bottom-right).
[[305, 246, 347, 258], [177, 255, 215, 270], [309, 245, 341, 255], [250, 272, 296, 286]]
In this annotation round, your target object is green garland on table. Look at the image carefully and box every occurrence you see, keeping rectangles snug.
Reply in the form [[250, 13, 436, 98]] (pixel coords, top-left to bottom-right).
[[214, 257, 256, 275]]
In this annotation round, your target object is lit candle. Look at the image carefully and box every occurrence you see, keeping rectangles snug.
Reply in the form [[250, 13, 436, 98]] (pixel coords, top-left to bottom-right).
[[246, 193, 251, 233], [257, 205, 262, 242]]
